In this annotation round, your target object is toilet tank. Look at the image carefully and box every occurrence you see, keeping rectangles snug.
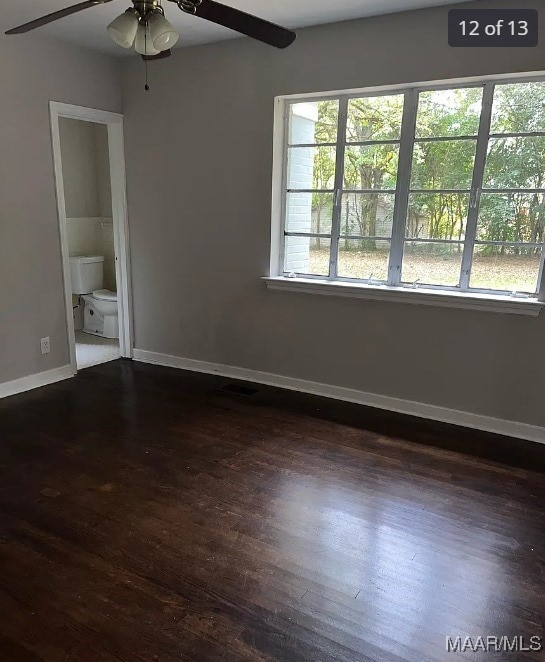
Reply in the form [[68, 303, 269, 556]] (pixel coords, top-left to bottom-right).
[[70, 256, 104, 294]]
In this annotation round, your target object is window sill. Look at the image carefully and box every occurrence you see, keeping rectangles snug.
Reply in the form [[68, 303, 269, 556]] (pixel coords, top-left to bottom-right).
[[263, 277, 544, 316]]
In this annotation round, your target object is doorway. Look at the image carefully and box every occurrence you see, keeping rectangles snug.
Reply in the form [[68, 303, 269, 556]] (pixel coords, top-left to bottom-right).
[[50, 103, 133, 373]]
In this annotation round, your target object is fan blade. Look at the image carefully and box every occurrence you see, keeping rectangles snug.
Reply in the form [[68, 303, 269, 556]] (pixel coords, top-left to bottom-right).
[[187, 0, 296, 49], [142, 49, 172, 61], [5, 0, 116, 35]]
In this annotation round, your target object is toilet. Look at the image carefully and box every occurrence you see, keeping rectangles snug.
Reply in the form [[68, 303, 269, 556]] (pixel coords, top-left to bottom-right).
[[70, 256, 119, 339]]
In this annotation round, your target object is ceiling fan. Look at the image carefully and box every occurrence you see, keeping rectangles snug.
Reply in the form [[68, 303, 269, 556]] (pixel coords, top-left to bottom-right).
[[5, 1, 297, 60]]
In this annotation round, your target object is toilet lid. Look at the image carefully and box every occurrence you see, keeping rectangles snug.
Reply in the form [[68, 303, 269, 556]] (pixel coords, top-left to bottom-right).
[[93, 289, 117, 302]]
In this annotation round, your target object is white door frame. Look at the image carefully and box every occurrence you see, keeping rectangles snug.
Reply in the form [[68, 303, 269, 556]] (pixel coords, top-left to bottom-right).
[[49, 101, 134, 374]]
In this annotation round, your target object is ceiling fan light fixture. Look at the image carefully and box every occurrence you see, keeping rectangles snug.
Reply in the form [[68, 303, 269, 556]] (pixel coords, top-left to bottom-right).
[[107, 8, 139, 49], [134, 25, 161, 56], [148, 9, 180, 51], [6, 0, 296, 55]]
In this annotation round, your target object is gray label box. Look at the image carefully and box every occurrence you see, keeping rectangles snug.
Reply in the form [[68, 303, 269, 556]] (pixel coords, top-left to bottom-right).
[[449, 9, 538, 47]]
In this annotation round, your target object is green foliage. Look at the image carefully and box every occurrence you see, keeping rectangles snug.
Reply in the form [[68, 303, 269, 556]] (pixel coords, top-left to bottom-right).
[[308, 83, 545, 252], [408, 88, 481, 242], [480, 83, 545, 251]]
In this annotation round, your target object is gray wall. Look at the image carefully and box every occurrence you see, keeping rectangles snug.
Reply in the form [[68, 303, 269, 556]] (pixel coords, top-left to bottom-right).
[[59, 118, 112, 219], [121, 0, 545, 428], [96, 122, 113, 219], [0, 33, 121, 384]]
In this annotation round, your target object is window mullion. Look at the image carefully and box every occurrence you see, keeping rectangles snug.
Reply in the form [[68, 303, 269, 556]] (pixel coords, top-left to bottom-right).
[[460, 82, 495, 291], [388, 89, 418, 286], [279, 101, 290, 275], [329, 97, 348, 280], [537, 250, 545, 301]]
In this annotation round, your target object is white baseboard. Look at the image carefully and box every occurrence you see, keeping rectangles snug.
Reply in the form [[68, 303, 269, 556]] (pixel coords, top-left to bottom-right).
[[0, 365, 74, 400], [133, 349, 545, 445]]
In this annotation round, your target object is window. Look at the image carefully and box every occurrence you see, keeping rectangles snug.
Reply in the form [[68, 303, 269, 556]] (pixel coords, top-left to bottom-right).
[[277, 77, 545, 300]]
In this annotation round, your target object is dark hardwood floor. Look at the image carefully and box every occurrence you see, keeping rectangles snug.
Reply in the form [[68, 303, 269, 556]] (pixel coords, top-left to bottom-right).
[[0, 359, 544, 661]]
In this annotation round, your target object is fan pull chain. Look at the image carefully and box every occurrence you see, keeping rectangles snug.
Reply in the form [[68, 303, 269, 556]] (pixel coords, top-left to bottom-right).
[[144, 26, 150, 91]]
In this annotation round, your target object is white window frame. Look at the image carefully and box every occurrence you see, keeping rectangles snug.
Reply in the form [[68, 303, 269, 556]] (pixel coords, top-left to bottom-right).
[[266, 72, 545, 316]]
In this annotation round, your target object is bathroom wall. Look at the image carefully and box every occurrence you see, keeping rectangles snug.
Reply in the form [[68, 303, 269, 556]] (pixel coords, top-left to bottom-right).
[[100, 221, 116, 292], [59, 118, 116, 291], [95, 124, 113, 220]]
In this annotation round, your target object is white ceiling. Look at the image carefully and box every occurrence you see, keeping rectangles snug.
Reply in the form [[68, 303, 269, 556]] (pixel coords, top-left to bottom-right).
[[2, 0, 473, 56]]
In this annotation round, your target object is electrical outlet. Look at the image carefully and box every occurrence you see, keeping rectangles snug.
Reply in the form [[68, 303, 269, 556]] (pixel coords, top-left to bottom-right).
[[41, 337, 50, 355]]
